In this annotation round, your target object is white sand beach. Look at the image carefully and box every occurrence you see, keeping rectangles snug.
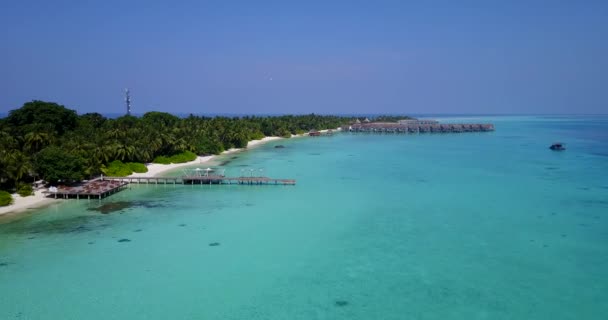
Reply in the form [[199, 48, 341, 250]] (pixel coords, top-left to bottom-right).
[[127, 136, 283, 178], [0, 191, 57, 216]]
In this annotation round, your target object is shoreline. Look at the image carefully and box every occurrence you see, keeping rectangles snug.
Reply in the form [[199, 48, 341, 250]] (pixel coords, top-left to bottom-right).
[[127, 136, 283, 178], [0, 129, 339, 217], [0, 136, 285, 217], [0, 191, 59, 217]]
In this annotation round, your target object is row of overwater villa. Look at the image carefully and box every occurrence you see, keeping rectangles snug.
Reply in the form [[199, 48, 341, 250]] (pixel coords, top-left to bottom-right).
[[342, 118, 495, 133]]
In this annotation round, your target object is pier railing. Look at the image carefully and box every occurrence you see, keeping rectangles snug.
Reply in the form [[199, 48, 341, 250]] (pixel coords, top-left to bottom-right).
[[101, 175, 296, 186]]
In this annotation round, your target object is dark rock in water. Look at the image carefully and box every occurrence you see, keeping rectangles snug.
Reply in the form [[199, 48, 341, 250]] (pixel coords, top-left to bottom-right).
[[335, 300, 349, 307], [209, 242, 220, 247], [231, 156, 238, 159], [561, 234, 567, 238], [70, 225, 89, 233], [549, 143, 566, 151], [219, 160, 231, 166], [11, 215, 108, 236], [118, 238, 131, 243], [88, 200, 167, 214], [179, 224, 187, 227], [0, 262, 9, 267], [134, 229, 143, 232], [88, 241, 95, 245], [88, 201, 132, 214], [274, 145, 285, 149], [309, 153, 321, 156], [27, 237, 36, 240]]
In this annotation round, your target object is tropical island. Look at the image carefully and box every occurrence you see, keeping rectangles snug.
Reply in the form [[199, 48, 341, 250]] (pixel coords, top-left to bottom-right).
[[0, 100, 494, 211], [0, 100, 351, 208]]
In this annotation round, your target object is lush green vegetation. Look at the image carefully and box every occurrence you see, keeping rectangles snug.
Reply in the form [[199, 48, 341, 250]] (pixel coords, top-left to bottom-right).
[[0, 190, 13, 206], [153, 151, 197, 164], [17, 184, 34, 197], [102, 160, 148, 177], [0, 100, 349, 189], [128, 162, 148, 173]]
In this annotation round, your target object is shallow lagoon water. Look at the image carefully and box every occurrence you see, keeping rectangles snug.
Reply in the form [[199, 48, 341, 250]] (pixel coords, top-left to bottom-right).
[[1, 116, 607, 319]]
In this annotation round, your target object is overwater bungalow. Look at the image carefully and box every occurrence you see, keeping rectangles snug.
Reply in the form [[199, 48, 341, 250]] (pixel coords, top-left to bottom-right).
[[342, 119, 495, 134]]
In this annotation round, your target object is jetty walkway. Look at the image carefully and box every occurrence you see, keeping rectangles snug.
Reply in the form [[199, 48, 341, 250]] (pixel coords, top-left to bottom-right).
[[42, 174, 296, 200], [102, 175, 296, 186]]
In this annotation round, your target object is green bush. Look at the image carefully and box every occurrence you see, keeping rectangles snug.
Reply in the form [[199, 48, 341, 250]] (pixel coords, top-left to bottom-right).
[[127, 162, 148, 173], [278, 128, 292, 138], [102, 160, 132, 177], [17, 184, 34, 197], [153, 151, 197, 164], [0, 191, 13, 206], [250, 131, 265, 140], [195, 141, 224, 155], [102, 161, 148, 176], [152, 156, 171, 164], [169, 151, 197, 163]]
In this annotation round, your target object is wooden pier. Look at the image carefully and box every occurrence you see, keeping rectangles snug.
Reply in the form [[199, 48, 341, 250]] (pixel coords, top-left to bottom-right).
[[102, 175, 296, 186], [42, 173, 296, 201]]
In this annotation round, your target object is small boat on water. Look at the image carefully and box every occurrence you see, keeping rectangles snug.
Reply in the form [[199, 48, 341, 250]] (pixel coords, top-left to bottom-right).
[[550, 143, 566, 151]]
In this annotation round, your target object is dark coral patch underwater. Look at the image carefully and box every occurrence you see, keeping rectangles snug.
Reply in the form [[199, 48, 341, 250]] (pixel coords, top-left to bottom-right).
[[87, 200, 168, 214], [2, 214, 110, 236], [334, 300, 349, 307]]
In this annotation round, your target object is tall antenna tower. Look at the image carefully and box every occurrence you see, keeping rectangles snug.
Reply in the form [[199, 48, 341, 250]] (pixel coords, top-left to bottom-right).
[[125, 88, 132, 116]]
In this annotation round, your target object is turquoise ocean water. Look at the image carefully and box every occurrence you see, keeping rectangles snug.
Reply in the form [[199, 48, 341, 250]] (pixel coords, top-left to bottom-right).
[[1, 116, 607, 319]]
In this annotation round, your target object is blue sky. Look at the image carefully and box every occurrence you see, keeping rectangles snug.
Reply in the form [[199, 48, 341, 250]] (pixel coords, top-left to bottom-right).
[[1, 1, 607, 115]]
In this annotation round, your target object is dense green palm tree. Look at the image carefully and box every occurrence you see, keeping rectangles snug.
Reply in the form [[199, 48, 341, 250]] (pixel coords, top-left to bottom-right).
[[112, 144, 136, 161], [2, 101, 349, 184], [5, 150, 32, 188], [24, 131, 52, 153], [92, 146, 112, 164]]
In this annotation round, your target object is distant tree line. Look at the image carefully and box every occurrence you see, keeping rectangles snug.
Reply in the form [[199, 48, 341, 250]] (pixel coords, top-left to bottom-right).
[[0, 100, 349, 192]]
